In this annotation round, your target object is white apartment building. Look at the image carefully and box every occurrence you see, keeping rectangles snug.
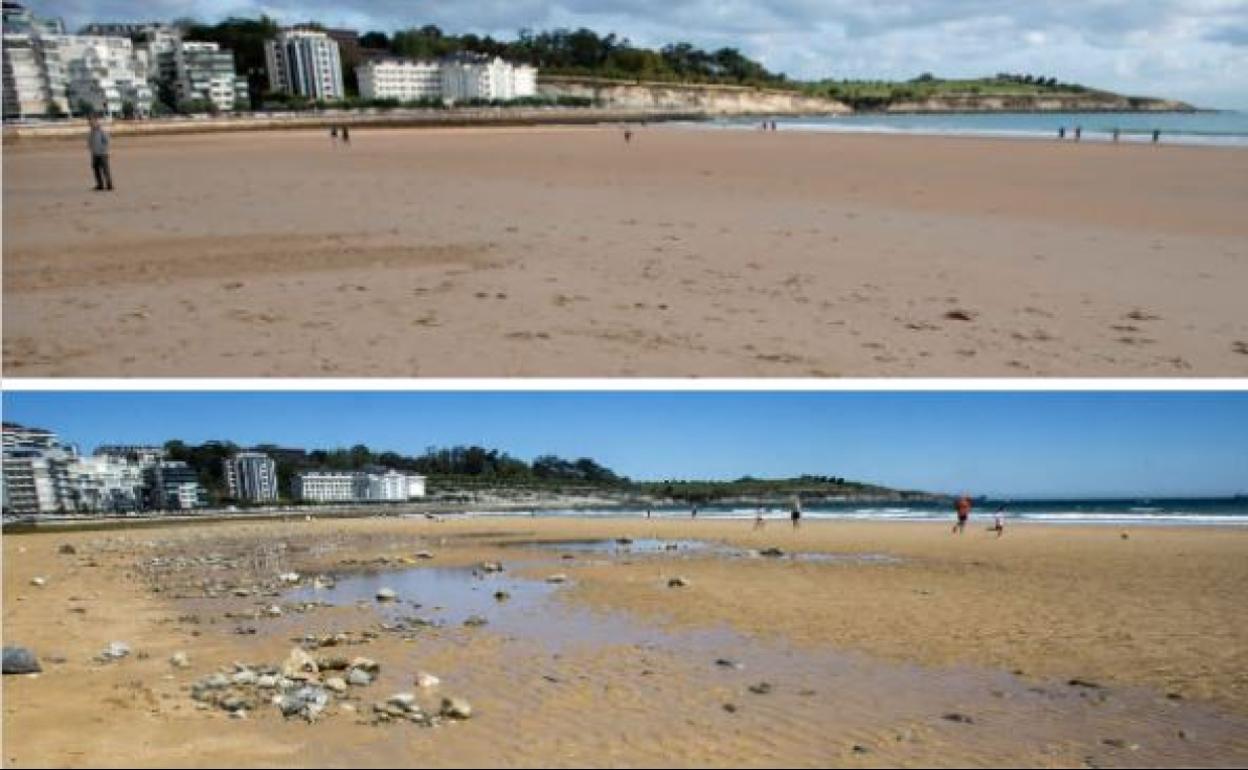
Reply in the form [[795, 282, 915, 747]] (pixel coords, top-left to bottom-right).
[[171, 40, 245, 112], [64, 454, 144, 513], [441, 56, 538, 103], [60, 34, 153, 117], [2, 422, 77, 514], [2, 2, 69, 120], [265, 28, 343, 101], [294, 469, 427, 504], [223, 451, 279, 503], [356, 59, 441, 102], [293, 470, 356, 503]]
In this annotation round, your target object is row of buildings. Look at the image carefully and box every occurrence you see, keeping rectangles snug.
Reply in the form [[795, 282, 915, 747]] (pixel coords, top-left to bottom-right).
[[1, 423, 427, 516], [2, 3, 540, 120], [2, 2, 246, 118]]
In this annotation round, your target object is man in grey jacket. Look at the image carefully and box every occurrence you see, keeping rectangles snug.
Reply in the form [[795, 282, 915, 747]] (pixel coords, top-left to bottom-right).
[[87, 115, 113, 191]]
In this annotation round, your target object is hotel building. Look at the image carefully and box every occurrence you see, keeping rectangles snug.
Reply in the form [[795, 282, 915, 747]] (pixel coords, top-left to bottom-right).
[[294, 468, 427, 504]]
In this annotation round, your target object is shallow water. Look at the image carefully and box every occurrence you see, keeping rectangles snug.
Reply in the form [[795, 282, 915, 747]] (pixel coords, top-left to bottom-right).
[[286, 558, 1248, 766]]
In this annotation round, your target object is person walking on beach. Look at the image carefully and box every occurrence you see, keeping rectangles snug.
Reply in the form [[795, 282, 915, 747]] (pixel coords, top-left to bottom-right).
[[341, 125, 350, 145], [1074, 125, 1083, 142], [790, 495, 802, 530], [992, 506, 1006, 538], [330, 126, 338, 145], [623, 128, 632, 144], [691, 505, 698, 520], [1058, 126, 1066, 140], [1112, 127, 1121, 143], [1153, 129, 1162, 144], [87, 115, 114, 192], [952, 495, 972, 535], [754, 508, 766, 531]]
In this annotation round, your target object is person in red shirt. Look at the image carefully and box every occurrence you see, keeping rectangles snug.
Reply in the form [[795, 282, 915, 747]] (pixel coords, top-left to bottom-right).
[[952, 495, 972, 535]]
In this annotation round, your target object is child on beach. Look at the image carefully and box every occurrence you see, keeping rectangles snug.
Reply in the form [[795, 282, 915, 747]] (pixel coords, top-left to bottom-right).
[[992, 507, 1006, 538], [952, 495, 972, 534]]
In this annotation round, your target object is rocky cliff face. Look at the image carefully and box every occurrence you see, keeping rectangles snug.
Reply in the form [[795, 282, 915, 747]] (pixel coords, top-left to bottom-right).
[[538, 78, 851, 115], [540, 77, 1192, 115]]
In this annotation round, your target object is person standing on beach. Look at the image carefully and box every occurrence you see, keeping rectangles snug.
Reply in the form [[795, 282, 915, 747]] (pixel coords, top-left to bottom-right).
[[1074, 126, 1082, 142], [87, 115, 113, 192], [790, 495, 802, 530], [341, 125, 350, 146], [1153, 129, 1162, 144], [691, 505, 698, 520], [1058, 126, 1066, 140], [754, 508, 766, 530], [1112, 127, 1121, 143], [952, 495, 972, 534], [623, 128, 632, 144], [992, 506, 1006, 538]]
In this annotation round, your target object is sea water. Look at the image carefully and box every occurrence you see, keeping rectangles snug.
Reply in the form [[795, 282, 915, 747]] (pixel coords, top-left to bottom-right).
[[702, 111, 1248, 147], [464, 497, 1248, 526]]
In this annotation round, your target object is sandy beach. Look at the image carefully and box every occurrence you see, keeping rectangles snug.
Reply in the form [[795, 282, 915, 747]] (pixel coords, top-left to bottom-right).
[[4, 515, 1247, 767], [4, 126, 1247, 376]]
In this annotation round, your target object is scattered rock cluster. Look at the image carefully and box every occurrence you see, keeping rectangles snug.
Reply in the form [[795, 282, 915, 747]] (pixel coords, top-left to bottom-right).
[[186, 647, 470, 727]]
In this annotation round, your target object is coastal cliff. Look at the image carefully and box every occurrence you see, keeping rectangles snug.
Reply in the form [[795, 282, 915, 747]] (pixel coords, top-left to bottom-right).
[[538, 76, 851, 115], [539, 76, 1193, 116]]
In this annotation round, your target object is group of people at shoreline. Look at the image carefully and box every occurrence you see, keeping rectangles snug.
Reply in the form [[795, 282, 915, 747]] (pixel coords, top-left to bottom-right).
[[1058, 125, 1162, 143]]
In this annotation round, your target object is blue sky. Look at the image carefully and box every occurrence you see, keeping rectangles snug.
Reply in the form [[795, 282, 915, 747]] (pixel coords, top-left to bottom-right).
[[26, 0, 1248, 109], [4, 391, 1246, 498]]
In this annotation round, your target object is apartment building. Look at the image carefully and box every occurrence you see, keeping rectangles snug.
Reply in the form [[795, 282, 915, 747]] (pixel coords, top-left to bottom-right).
[[223, 451, 279, 503], [356, 59, 441, 102], [265, 28, 343, 100], [1, 422, 76, 514], [294, 468, 427, 504], [146, 461, 207, 510], [356, 55, 538, 104]]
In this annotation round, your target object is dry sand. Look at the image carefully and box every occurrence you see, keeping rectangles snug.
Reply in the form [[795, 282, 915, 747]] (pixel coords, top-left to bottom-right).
[[4, 516, 1247, 767], [4, 126, 1247, 376]]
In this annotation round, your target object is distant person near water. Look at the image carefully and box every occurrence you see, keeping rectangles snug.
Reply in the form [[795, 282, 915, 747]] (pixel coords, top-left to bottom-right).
[[623, 128, 633, 144], [691, 505, 698, 520], [1058, 126, 1066, 140], [952, 495, 972, 535], [790, 496, 802, 530], [754, 509, 765, 530], [1153, 129, 1162, 144], [992, 507, 1006, 538], [1112, 127, 1121, 143], [341, 125, 350, 145], [1074, 126, 1083, 142], [87, 115, 114, 192], [330, 126, 338, 144]]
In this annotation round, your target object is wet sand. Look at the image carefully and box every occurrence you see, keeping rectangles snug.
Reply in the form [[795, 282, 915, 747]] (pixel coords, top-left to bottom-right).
[[4, 516, 1247, 767], [4, 126, 1247, 376]]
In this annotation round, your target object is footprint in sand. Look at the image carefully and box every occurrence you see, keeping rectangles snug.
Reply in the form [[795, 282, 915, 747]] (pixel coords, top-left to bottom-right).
[[943, 309, 977, 322], [1231, 342, 1248, 356]]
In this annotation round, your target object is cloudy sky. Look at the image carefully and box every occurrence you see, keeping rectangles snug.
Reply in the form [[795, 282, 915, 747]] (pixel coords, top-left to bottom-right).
[[32, 1, 1248, 108]]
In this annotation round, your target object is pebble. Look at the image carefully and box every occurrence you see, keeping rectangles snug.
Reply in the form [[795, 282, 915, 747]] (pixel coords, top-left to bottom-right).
[[668, 576, 690, 588], [101, 641, 131, 661], [440, 696, 472, 719], [30, 577, 47, 587], [463, 615, 488, 627], [2, 646, 41, 675], [748, 682, 772, 695], [347, 668, 374, 687], [414, 671, 441, 689], [545, 574, 568, 584], [170, 651, 190, 668], [325, 677, 348, 694], [376, 588, 397, 602], [282, 647, 319, 680]]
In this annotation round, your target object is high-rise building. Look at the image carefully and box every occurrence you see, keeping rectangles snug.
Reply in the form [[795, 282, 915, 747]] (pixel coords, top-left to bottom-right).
[[2, 422, 78, 514], [223, 451, 279, 502], [63, 454, 145, 513], [265, 28, 343, 101], [59, 34, 152, 117], [2, 3, 69, 120]]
